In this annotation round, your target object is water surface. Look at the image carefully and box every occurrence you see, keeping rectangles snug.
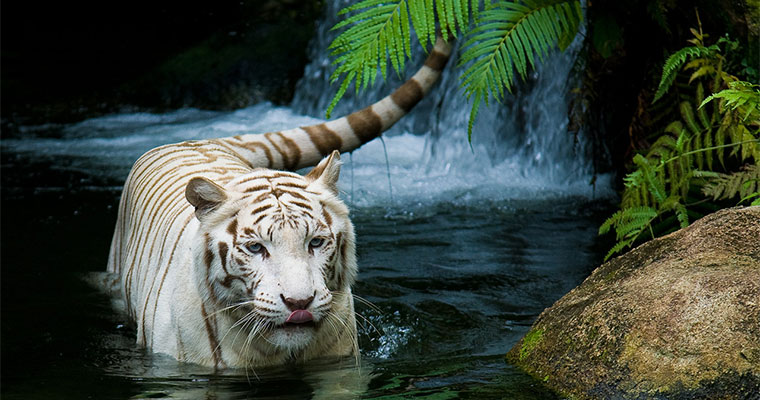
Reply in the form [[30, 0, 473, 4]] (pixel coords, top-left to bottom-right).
[[1, 3, 615, 394], [1, 106, 613, 398]]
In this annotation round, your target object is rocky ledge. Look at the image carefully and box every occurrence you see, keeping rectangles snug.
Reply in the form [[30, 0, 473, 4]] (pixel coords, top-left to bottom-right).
[[507, 206, 760, 399]]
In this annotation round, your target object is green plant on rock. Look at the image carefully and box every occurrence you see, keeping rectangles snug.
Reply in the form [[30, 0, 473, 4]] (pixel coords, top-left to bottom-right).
[[519, 328, 544, 361], [326, 0, 583, 138], [600, 18, 760, 261]]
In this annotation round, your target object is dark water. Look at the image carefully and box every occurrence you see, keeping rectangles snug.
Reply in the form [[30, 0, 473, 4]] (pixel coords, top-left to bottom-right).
[[1, 141, 613, 398]]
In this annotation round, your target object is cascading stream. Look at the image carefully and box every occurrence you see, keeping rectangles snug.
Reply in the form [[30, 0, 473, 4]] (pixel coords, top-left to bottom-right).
[[292, 0, 611, 204], [3, 0, 611, 206]]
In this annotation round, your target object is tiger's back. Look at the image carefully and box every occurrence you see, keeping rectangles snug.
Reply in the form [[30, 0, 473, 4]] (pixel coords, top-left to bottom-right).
[[107, 38, 451, 368], [107, 141, 250, 343]]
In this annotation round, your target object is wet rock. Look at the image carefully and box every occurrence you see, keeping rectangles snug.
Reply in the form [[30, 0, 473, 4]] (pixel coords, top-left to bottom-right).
[[507, 206, 760, 399]]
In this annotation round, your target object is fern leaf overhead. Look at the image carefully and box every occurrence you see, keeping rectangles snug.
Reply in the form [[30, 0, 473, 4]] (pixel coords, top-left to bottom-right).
[[458, 0, 582, 138], [326, 0, 478, 118], [327, 0, 583, 137], [327, 0, 409, 117]]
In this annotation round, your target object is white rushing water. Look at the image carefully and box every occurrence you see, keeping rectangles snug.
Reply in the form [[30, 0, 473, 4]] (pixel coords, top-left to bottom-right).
[[3, 0, 613, 206]]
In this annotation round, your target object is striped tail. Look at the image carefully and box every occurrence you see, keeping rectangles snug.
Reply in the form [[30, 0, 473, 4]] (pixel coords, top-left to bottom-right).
[[216, 37, 453, 171]]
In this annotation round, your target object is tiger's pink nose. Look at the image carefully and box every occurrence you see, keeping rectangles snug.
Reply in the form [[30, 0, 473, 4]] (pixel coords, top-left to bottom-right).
[[280, 294, 314, 311]]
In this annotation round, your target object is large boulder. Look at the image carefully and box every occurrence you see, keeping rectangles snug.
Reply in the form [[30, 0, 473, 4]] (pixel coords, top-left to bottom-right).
[[507, 206, 760, 399]]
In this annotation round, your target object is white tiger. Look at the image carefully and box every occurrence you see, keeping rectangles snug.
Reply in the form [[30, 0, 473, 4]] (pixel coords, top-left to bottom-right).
[[106, 38, 451, 369]]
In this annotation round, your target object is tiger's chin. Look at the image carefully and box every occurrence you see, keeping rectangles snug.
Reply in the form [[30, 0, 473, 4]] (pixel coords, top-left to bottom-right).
[[267, 321, 319, 351]]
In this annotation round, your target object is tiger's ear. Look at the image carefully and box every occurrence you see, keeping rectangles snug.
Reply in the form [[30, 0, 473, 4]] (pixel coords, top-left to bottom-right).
[[186, 177, 228, 220], [306, 150, 341, 195]]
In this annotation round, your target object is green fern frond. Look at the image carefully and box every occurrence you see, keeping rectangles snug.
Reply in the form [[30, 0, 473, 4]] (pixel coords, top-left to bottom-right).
[[688, 65, 717, 84], [738, 126, 760, 161], [674, 203, 689, 228], [648, 125, 678, 160], [458, 0, 582, 138], [616, 217, 654, 240], [599, 206, 657, 261], [703, 120, 714, 169], [603, 26, 756, 261], [437, 0, 472, 41], [407, 0, 433, 49], [600, 206, 656, 237], [702, 164, 760, 201], [716, 120, 728, 167], [661, 195, 689, 228], [467, 95, 482, 142], [327, 0, 409, 117], [695, 83, 711, 129], [679, 101, 702, 136], [621, 169, 657, 209], [326, 0, 581, 137], [327, 0, 480, 118], [623, 169, 644, 188], [598, 209, 622, 235], [743, 193, 760, 206], [632, 154, 667, 203], [603, 239, 633, 261], [652, 44, 718, 103], [700, 81, 760, 123]]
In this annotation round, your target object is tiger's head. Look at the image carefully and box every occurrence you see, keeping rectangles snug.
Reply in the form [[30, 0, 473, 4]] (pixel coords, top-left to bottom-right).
[[185, 151, 356, 354]]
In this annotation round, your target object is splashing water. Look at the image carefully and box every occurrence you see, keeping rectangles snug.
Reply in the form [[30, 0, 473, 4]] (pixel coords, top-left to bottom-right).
[[291, 0, 611, 204]]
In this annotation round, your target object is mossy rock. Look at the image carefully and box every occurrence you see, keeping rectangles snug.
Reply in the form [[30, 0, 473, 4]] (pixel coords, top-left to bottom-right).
[[507, 206, 760, 399]]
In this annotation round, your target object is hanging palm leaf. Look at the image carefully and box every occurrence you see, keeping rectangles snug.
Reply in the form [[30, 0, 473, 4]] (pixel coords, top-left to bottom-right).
[[326, 0, 583, 138], [458, 0, 583, 138], [326, 0, 479, 118]]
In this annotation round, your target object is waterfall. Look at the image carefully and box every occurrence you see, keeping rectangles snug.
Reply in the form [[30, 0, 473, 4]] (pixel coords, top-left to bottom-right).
[[3, 0, 613, 207], [292, 0, 611, 204]]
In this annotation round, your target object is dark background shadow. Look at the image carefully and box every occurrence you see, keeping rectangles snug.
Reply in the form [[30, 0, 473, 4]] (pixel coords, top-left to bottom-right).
[[1, 0, 324, 130]]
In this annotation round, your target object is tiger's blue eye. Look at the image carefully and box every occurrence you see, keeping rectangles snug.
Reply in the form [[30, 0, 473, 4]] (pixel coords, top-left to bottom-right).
[[309, 238, 324, 248], [246, 242, 264, 254]]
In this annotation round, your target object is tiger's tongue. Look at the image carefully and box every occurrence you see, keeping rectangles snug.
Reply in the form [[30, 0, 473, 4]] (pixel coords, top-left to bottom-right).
[[286, 310, 313, 324]]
